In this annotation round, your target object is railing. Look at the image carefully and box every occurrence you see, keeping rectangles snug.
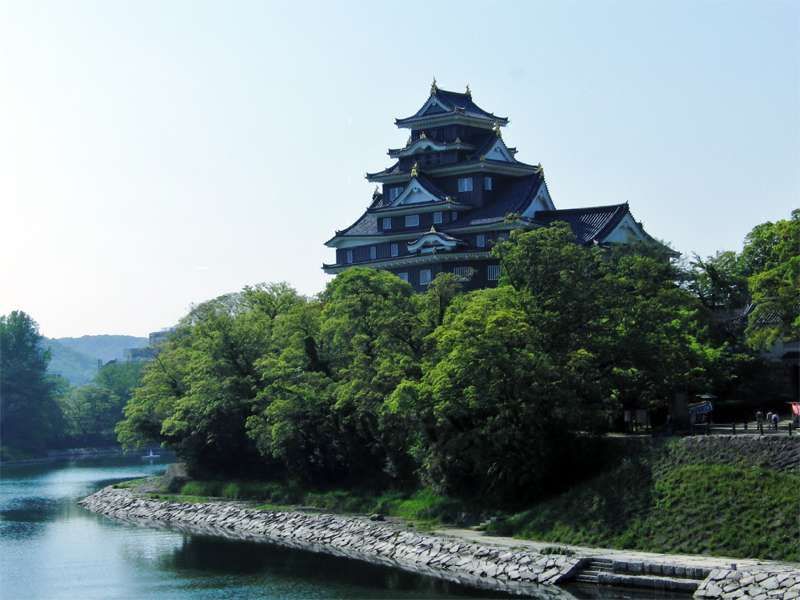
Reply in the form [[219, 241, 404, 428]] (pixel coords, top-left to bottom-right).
[[690, 421, 796, 436]]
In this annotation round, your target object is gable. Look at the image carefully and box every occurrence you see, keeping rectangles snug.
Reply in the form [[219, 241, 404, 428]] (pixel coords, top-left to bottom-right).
[[600, 213, 648, 243], [393, 177, 444, 206], [521, 181, 556, 217], [419, 96, 451, 117], [483, 138, 514, 162]]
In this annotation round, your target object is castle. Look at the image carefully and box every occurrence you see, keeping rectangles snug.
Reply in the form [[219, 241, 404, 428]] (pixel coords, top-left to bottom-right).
[[324, 81, 657, 291]]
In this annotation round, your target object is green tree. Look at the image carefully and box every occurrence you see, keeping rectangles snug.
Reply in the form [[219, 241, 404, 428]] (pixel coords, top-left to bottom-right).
[[740, 210, 800, 348], [0, 311, 64, 453]]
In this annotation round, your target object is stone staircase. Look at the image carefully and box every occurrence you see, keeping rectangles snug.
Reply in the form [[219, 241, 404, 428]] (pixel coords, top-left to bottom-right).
[[572, 557, 707, 593]]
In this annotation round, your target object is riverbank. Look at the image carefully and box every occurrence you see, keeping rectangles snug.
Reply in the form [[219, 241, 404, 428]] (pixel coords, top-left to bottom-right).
[[80, 486, 800, 599]]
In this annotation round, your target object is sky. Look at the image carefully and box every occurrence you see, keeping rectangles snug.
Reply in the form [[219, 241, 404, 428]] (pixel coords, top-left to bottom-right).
[[1, 0, 798, 338]]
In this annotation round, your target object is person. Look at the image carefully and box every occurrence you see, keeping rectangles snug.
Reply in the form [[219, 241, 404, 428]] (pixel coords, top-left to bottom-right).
[[772, 412, 779, 431], [756, 410, 764, 434]]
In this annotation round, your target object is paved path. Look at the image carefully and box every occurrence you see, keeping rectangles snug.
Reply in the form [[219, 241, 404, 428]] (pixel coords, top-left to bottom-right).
[[432, 527, 799, 574]]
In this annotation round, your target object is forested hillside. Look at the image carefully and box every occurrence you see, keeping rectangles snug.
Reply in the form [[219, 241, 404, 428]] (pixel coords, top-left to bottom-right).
[[43, 339, 99, 385], [55, 335, 147, 363]]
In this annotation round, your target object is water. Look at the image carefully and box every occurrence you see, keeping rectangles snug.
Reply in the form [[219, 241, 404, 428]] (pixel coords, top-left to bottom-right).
[[0, 457, 512, 599]]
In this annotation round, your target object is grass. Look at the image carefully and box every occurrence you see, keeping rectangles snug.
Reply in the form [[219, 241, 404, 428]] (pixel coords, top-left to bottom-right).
[[112, 477, 149, 489], [147, 479, 459, 529], [486, 443, 800, 562]]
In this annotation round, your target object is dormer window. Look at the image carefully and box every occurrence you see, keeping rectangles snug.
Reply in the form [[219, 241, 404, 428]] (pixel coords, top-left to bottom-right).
[[382, 217, 392, 230], [405, 214, 420, 228], [476, 234, 486, 248], [433, 211, 443, 224], [390, 243, 399, 257], [484, 176, 493, 191], [458, 177, 473, 192], [389, 187, 403, 201]]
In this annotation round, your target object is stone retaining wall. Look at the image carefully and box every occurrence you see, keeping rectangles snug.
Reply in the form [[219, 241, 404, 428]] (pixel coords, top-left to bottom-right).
[[80, 487, 581, 598], [696, 568, 800, 600]]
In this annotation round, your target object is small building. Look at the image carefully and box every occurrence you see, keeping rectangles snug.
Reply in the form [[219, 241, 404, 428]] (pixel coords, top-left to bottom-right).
[[323, 80, 660, 291]]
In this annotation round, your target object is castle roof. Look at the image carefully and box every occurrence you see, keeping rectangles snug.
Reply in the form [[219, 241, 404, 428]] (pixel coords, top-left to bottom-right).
[[395, 85, 509, 129], [534, 204, 632, 244]]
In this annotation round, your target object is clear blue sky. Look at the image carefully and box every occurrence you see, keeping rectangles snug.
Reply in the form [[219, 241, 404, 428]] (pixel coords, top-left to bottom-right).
[[1, 0, 797, 338]]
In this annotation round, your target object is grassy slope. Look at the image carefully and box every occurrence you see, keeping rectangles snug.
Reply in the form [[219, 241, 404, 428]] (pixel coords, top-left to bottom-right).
[[487, 440, 800, 562]]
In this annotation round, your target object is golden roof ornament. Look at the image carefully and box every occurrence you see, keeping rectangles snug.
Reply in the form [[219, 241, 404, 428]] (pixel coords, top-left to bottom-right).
[[419, 131, 427, 139], [430, 77, 438, 95], [410, 161, 419, 177], [492, 121, 502, 138], [454, 136, 462, 144]]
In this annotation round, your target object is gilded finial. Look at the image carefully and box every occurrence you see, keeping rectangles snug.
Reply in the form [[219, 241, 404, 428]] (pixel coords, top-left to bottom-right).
[[430, 77, 438, 95], [492, 121, 502, 138], [419, 131, 427, 139], [465, 83, 471, 97], [410, 161, 419, 177]]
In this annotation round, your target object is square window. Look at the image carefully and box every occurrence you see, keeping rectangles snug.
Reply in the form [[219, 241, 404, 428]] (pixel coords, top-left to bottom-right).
[[382, 217, 392, 230], [390, 243, 399, 257], [370, 246, 377, 260], [420, 269, 432, 286], [433, 211, 443, 224], [458, 177, 473, 192], [398, 272, 409, 282], [476, 234, 486, 248], [405, 214, 420, 227], [484, 176, 493, 191], [451, 211, 458, 221], [488, 264, 501, 281], [346, 250, 353, 264]]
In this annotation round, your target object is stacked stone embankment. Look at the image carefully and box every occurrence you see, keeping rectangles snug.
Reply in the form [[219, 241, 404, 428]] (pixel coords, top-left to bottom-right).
[[80, 486, 800, 599], [669, 435, 800, 472], [696, 567, 800, 600], [80, 487, 581, 598]]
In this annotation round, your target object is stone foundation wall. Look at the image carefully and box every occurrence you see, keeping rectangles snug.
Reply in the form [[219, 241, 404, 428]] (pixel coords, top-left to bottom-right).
[[80, 487, 581, 598], [696, 568, 800, 600]]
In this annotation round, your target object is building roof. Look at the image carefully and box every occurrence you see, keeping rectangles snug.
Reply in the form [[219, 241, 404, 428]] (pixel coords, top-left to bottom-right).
[[534, 204, 631, 244], [444, 172, 545, 229], [395, 86, 509, 127]]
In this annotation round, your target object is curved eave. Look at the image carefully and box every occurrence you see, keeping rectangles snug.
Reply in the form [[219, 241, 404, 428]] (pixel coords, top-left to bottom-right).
[[367, 160, 540, 183], [368, 200, 470, 217], [394, 113, 509, 130], [322, 250, 495, 274], [387, 142, 474, 158]]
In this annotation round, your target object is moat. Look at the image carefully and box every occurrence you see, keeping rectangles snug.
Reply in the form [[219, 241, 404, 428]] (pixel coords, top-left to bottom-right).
[[0, 457, 511, 599]]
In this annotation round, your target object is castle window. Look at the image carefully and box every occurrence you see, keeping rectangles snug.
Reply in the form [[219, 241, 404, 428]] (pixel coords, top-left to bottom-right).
[[389, 187, 403, 201], [420, 269, 432, 286], [346, 250, 353, 264], [476, 234, 486, 248], [405, 214, 420, 227], [433, 211, 443, 224], [484, 176, 493, 191], [452, 266, 473, 280], [487, 264, 501, 281], [390, 243, 399, 257], [370, 246, 377, 260], [398, 272, 409, 282], [458, 177, 473, 192], [451, 211, 458, 221], [382, 217, 392, 230]]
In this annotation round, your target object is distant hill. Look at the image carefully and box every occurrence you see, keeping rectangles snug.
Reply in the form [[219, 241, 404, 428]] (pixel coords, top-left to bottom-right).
[[43, 335, 148, 386], [54, 335, 148, 363], [44, 339, 99, 386]]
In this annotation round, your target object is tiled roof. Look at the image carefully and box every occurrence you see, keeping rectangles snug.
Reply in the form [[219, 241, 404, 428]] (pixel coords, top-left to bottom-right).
[[443, 172, 544, 229], [534, 204, 629, 244], [335, 212, 379, 237], [396, 88, 508, 124]]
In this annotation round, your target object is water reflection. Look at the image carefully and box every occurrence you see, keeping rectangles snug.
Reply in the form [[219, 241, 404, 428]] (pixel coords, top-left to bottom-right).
[[0, 457, 513, 599]]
